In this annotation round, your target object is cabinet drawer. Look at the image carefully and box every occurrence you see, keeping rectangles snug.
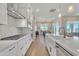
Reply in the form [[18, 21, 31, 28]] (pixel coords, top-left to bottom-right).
[[17, 39, 25, 56], [0, 43, 17, 56], [17, 40, 23, 50]]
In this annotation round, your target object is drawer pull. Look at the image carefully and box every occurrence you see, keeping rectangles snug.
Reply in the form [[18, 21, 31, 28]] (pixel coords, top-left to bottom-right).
[[9, 46, 15, 51], [20, 46, 23, 50]]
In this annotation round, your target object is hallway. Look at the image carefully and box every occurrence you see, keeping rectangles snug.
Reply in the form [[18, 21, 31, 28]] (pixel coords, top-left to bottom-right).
[[25, 35, 49, 56]]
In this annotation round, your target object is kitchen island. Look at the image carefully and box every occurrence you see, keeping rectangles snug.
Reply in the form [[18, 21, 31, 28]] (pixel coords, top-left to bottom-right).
[[46, 34, 79, 56], [55, 37, 79, 56]]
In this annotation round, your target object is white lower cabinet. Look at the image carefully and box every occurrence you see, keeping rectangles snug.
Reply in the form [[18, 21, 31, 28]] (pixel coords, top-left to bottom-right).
[[56, 43, 72, 56], [17, 34, 32, 56], [22, 36, 29, 55], [17, 38, 25, 56], [0, 34, 32, 56], [22, 34, 32, 55], [0, 43, 17, 56], [45, 37, 56, 56]]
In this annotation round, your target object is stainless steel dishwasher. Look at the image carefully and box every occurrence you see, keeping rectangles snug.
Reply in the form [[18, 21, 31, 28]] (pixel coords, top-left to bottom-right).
[[56, 43, 73, 56]]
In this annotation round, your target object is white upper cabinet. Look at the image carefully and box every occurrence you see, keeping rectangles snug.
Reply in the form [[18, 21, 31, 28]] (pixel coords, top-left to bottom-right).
[[0, 3, 7, 25], [7, 3, 25, 19], [7, 3, 16, 11], [7, 3, 28, 27], [17, 4, 27, 18]]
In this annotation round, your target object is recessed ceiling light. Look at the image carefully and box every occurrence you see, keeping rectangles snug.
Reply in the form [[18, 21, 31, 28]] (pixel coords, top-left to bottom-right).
[[68, 5, 74, 12], [58, 13, 62, 18], [36, 9, 40, 12]]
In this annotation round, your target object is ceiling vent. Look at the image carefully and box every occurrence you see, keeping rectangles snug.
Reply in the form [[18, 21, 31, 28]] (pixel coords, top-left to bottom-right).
[[49, 9, 56, 12]]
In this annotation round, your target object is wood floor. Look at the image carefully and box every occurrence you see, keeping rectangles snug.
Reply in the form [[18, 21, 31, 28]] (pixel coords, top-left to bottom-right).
[[25, 35, 49, 56]]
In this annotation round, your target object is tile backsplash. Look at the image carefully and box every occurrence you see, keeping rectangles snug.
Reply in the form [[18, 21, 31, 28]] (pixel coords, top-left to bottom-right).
[[0, 25, 20, 39], [0, 14, 30, 39]]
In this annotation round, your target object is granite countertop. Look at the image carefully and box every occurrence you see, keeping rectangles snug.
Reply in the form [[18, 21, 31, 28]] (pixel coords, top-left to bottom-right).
[[0, 34, 26, 40], [0, 34, 28, 53], [55, 37, 79, 56], [49, 35, 79, 56], [46, 34, 79, 56]]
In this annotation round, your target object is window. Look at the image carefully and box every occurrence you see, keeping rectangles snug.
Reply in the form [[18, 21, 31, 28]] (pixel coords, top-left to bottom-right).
[[66, 23, 72, 33], [73, 23, 79, 33], [52, 23, 60, 36], [73, 21, 79, 36], [55, 23, 60, 35], [52, 24, 56, 35], [66, 21, 79, 36], [40, 24, 48, 31]]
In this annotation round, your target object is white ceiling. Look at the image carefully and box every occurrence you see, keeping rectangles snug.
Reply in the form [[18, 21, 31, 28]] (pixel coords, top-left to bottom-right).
[[7, 3, 79, 20], [30, 3, 79, 20]]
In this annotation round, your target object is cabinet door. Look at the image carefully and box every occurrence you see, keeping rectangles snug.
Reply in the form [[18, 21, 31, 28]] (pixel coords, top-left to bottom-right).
[[0, 43, 17, 56], [17, 39, 23, 56], [22, 38, 27, 55], [21, 35, 31, 56], [17, 35, 32, 56], [7, 3, 18, 11], [8, 43, 17, 56], [17, 38, 27, 56], [22, 35, 32, 55], [45, 37, 56, 56], [18, 4, 27, 17], [0, 3, 7, 24]]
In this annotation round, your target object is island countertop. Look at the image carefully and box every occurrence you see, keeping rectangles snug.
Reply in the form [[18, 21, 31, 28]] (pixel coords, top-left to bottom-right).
[[55, 37, 79, 56], [47, 34, 79, 56], [0, 34, 30, 53]]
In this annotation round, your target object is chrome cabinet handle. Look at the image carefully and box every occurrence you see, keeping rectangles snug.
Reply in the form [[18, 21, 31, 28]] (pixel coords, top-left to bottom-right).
[[56, 45, 59, 48], [9, 46, 15, 51], [20, 46, 23, 50]]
